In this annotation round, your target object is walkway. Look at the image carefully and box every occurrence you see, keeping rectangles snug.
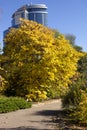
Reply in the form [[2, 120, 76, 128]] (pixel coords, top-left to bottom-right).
[[0, 99, 62, 130]]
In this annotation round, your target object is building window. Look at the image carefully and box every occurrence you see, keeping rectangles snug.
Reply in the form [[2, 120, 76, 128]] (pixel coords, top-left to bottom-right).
[[21, 12, 24, 18]]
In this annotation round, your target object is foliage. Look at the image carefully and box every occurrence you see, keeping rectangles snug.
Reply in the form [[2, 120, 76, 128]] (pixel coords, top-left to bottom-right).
[[53, 29, 60, 38], [0, 65, 8, 93], [65, 34, 83, 52], [62, 79, 87, 124], [74, 45, 83, 52], [3, 19, 81, 101], [78, 53, 87, 78], [26, 88, 47, 102], [69, 89, 87, 124], [0, 96, 32, 113], [62, 53, 87, 124], [62, 77, 86, 109], [65, 34, 76, 46]]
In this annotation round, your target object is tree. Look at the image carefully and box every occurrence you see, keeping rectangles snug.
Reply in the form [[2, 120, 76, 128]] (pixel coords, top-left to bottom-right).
[[52, 29, 60, 38], [3, 19, 81, 101], [65, 34, 76, 46], [65, 34, 83, 52], [0, 66, 7, 94], [0, 43, 3, 54], [78, 53, 87, 77]]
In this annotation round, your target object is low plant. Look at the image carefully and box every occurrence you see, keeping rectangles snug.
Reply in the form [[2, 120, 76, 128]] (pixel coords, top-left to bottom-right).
[[0, 96, 32, 113]]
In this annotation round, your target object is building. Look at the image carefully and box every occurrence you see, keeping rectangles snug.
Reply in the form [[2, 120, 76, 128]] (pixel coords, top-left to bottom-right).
[[27, 4, 47, 26], [3, 4, 48, 47], [12, 4, 48, 27], [11, 5, 29, 27]]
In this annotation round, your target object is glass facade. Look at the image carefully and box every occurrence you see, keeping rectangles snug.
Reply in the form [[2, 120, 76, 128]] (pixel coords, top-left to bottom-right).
[[12, 10, 29, 27], [3, 4, 48, 47], [11, 4, 48, 27], [28, 13, 47, 26], [28, 4, 48, 26]]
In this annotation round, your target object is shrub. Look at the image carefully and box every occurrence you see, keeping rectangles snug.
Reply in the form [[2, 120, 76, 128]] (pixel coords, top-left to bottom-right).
[[26, 89, 47, 102], [69, 89, 87, 124], [62, 77, 87, 125], [0, 96, 32, 113], [62, 78, 83, 108]]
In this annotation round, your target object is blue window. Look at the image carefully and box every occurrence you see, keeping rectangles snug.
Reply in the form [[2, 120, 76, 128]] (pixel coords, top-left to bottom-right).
[[35, 13, 43, 24], [29, 13, 47, 26], [12, 18, 15, 27], [29, 13, 34, 21], [21, 12, 24, 18]]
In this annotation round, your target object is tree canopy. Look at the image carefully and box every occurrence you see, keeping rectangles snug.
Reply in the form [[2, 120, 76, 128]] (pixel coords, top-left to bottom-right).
[[65, 34, 83, 52], [3, 19, 81, 101]]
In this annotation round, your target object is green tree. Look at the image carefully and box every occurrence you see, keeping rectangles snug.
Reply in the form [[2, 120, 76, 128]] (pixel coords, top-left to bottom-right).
[[65, 34, 83, 52], [78, 53, 87, 78], [3, 19, 81, 101], [0, 43, 3, 54], [53, 29, 60, 38], [65, 34, 76, 46]]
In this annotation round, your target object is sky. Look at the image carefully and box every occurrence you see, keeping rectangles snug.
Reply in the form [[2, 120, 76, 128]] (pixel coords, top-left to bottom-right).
[[0, 0, 87, 51]]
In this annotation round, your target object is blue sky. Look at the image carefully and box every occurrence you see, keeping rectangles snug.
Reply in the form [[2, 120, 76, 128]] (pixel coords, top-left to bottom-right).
[[0, 0, 87, 51]]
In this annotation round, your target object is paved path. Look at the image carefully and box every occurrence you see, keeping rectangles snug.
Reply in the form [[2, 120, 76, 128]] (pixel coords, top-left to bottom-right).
[[0, 99, 62, 130]]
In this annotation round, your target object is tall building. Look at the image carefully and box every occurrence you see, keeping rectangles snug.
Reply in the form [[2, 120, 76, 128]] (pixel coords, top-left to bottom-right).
[[12, 4, 47, 27], [11, 5, 29, 27], [28, 4, 47, 26], [3, 4, 48, 47]]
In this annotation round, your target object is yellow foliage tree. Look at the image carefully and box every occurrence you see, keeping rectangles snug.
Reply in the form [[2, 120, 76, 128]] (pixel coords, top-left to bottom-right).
[[0, 66, 7, 93], [3, 19, 81, 100]]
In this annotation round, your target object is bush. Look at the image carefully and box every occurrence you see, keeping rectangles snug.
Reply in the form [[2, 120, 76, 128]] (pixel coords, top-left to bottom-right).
[[69, 89, 87, 124], [26, 89, 47, 102], [62, 77, 87, 125], [62, 78, 83, 108], [0, 96, 32, 113]]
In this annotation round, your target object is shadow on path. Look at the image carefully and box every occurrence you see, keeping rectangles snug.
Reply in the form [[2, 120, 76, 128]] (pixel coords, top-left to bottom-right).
[[0, 127, 50, 130], [0, 110, 62, 130], [33, 110, 60, 117]]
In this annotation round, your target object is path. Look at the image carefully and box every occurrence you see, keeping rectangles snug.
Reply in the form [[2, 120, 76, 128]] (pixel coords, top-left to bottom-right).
[[0, 99, 62, 130]]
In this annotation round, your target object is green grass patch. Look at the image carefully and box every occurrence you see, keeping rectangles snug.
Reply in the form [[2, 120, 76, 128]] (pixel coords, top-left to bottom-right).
[[0, 96, 32, 113]]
